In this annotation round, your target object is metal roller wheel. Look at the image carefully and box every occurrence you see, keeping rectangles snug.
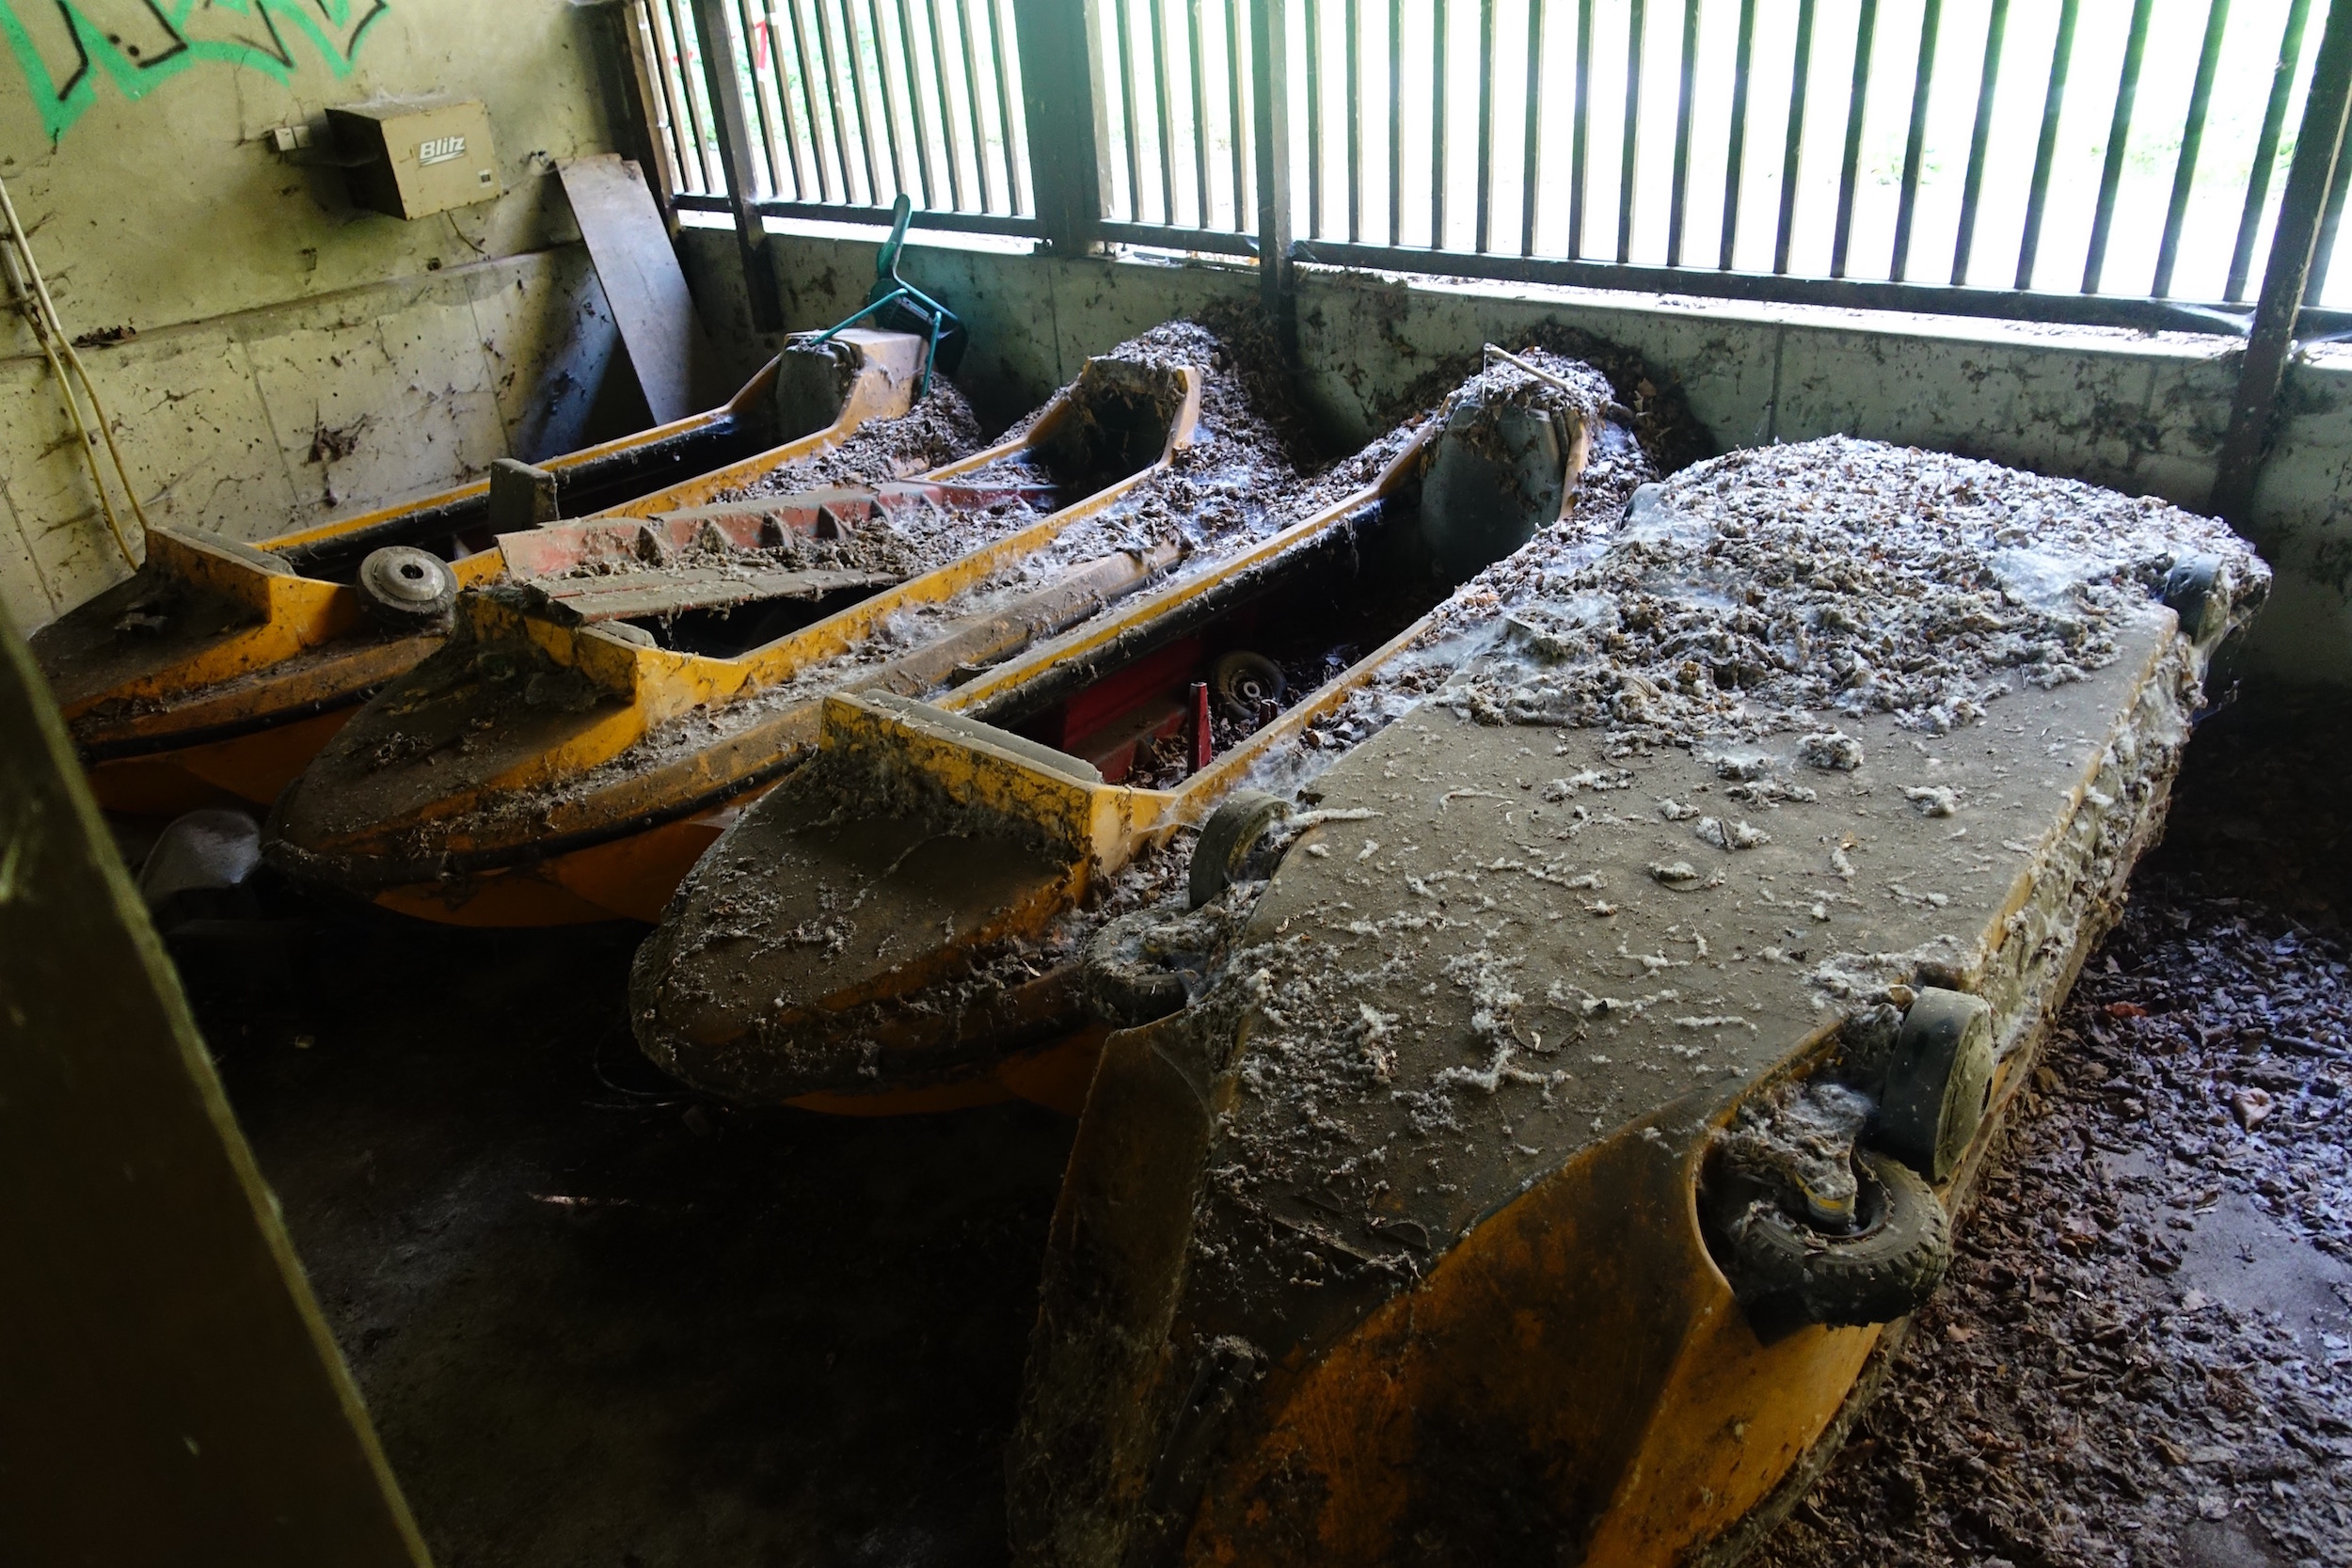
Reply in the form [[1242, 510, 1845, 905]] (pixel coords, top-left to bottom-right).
[[1210, 651, 1285, 723], [356, 546, 457, 632], [1187, 790, 1293, 911]]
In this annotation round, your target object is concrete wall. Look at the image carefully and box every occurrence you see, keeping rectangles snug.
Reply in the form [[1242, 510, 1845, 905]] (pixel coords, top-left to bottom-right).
[[679, 221, 2352, 683], [0, 0, 640, 632]]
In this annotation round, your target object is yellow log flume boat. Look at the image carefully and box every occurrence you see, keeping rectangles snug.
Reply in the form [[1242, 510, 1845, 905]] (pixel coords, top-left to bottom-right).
[[263, 346, 1206, 927], [33, 328, 934, 816]]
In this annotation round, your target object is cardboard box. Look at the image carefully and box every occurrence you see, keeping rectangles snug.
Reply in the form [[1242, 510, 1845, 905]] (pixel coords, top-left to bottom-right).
[[327, 100, 501, 220]]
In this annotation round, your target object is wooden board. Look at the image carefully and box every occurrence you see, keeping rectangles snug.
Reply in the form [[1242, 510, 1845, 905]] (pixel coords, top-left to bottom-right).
[[557, 154, 723, 423], [0, 608, 430, 1566]]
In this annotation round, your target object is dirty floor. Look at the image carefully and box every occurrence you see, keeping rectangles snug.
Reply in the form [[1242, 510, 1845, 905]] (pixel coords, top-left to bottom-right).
[[199, 679, 2348, 1567]]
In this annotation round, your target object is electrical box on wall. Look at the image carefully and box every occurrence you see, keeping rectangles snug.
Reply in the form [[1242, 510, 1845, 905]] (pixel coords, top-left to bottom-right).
[[326, 100, 500, 220]]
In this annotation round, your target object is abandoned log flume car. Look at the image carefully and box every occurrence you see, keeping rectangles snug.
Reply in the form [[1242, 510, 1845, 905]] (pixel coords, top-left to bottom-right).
[[262, 348, 1204, 927], [985, 438, 2266, 1567], [28, 327, 936, 816], [628, 348, 1622, 1116]]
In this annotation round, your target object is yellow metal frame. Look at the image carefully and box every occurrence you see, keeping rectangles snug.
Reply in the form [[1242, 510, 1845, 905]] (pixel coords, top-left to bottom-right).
[[46, 335, 929, 816]]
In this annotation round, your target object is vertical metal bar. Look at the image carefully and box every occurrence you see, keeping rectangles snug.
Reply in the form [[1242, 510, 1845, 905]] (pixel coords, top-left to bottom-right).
[[812, 0, 873, 201], [1772, 0, 1814, 274], [895, 0, 936, 205], [1889, 0, 1941, 283], [1389, 0, 1405, 245], [761, 0, 813, 200], [866, 0, 911, 198], [1231, 0, 1251, 229], [1570, 0, 1592, 257], [660, 0, 722, 192], [1830, 0, 1876, 280], [1307, 0, 1326, 237], [1666, 0, 1696, 267], [2213, 0, 2352, 525], [990, 0, 1025, 212], [1252, 0, 1295, 346], [735, 0, 784, 198], [2304, 125, 2352, 300], [2014, 0, 2076, 291], [1522, 0, 1548, 257], [1476, 0, 1497, 252], [839, 0, 888, 202], [1617, 0, 1644, 264], [2228, 0, 2313, 302], [623, 0, 689, 215], [1153, 0, 1180, 222], [1720, 0, 1756, 271], [925, 0, 968, 208], [1115, 0, 1144, 217], [789, 0, 842, 203], [1349, 0, 1364, 243], [2153, 0, 2232, 297], [1012, 0, 1109, 247], [644, 0, 700, 197], [1192, 0, 1215, 227], [954, 0, 997, 209], [1434, 0, 1450, 246], [2081, 0, 2153, 294], [1950, 0, 2007, 285], [690, 0, 784, 329]]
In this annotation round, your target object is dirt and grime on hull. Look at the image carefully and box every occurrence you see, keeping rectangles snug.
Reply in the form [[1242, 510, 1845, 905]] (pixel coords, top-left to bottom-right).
[[707, 376, 987, 500], [628, 349, 1625, 1108], [1006, 437, 2271, 1568]]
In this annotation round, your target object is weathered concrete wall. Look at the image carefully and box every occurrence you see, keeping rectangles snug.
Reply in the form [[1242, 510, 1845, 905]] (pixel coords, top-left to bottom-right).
[[0, 0, 639, 631], [682, 222, 2352, 683]]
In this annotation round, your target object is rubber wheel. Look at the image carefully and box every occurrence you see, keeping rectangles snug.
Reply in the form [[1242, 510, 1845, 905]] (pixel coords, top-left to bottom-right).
[[1083, 909, 1190, 1027], [357, 546, 457, 631], [1188, 790, 1292, 911], [1880, 986, 1995, 1182], [1713, 1149, 1952, 1328], [1210, 651, 1285, 722]]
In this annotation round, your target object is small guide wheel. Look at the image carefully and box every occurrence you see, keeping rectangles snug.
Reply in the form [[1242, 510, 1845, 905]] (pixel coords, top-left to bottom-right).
[[1880, 986, 1996, 1182], [356, 546, 457, 632], [1188, 790, 1293, 910], [1209, 651, 1285, 722]]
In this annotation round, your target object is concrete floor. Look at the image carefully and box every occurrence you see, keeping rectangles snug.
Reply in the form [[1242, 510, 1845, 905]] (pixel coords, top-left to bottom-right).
[[210, 919, 1071, 1567]]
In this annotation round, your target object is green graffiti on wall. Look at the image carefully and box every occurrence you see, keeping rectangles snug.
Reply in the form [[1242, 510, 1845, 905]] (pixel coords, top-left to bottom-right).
[[0, 1, 389, 142]]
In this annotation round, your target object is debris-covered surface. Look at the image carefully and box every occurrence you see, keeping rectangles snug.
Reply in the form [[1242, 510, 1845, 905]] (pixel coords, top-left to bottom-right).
[[710, 375, 987, 499], [1755, 687, 2352, 1568], [628, 348, 1623, 1104], [1007, 440, 2272, 1566]]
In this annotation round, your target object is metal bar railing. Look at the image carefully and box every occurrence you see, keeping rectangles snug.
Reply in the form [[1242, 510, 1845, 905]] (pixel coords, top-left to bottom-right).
[[1830, 0, 1877, 281], [1720, 0, 1755, 273], [647, 0, 2352, 347], [1666, 0, 1696, 269], [1772, 0, 1813, 277], [2082, 0, 2156, 295], [1950, 0, 2005, 287], [1888, 0, 1940, 285]]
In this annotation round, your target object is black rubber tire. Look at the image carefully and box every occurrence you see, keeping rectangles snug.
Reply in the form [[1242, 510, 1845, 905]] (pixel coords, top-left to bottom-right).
[[1209, 651, 1285, 721], [1715, 1149, 1952, 1328], [1083, 909, 1190, 1027], [1188, 790, 1292, 911], [356, 546, 457, 631]]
